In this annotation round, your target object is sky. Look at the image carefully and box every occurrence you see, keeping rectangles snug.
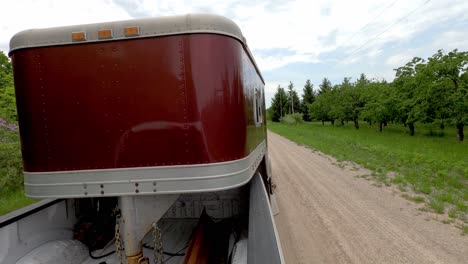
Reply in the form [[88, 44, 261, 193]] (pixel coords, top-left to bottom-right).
[[1, 0, 468, 107]]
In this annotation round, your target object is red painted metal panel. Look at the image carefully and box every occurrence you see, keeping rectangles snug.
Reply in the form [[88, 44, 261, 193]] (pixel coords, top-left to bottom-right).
[[12, 34, 265, 172]]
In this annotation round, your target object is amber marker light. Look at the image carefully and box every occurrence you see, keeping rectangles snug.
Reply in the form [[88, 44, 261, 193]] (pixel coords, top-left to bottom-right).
[[98, 29, 113, 39], [71, 31, 86, 41], [124, 26, 140, 37]]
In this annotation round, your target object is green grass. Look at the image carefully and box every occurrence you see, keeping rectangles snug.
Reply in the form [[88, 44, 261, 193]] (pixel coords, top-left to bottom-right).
[[0, 126, 39, 216], [463, 225, 468, 235], [401, 194, 425, 203], [0, 190, 38, 216], [429, 199, 445, 214], [268, 121, 468, 220]]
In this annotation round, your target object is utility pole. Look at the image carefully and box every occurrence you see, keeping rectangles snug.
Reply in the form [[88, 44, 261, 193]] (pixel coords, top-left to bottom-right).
[[288, 81, 295, 114], [289, 90, 294, 114], [279, 91, 283, 118], [291, 90, 294, 114]]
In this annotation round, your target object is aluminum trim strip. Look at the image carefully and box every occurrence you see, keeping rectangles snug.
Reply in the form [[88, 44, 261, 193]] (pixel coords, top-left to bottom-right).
[[24, 140, 266, 198]]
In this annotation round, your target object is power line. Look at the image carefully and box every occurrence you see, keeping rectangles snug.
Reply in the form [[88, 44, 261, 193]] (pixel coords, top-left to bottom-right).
[[342, 0, 399, 46], [345, 0, 431, 61]]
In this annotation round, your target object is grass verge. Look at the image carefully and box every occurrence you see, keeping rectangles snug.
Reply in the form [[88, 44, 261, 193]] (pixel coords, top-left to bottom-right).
[[0, 190, 38, 216], [0, 126, 39, 216], [268, 121, 468, 222]]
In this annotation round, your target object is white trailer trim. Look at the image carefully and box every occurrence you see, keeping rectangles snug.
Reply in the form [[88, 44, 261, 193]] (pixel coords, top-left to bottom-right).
[[24, 140, 266, 198]]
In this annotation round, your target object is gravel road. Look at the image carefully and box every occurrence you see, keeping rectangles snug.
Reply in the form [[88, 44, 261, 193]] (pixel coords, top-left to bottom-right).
[[269, 131, 467, 264]]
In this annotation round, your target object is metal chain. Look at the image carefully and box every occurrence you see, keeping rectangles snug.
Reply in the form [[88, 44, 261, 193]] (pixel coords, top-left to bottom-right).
[[115, 211, 123, 264], [152, 222, 163, 264]]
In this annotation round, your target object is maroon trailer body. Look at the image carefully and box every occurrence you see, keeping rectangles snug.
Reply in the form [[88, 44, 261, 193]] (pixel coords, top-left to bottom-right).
[[9, 14, 271, 198]]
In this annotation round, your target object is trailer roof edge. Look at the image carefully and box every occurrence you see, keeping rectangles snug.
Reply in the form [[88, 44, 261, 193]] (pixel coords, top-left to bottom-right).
[[9, 13, 264, 83]]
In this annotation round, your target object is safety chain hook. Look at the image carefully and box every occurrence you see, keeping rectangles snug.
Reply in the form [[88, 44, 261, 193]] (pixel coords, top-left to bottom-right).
[[152, 222, 163, 264], [114, 209, 123, 264]]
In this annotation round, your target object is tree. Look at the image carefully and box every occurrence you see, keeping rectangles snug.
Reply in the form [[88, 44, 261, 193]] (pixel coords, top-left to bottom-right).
[[422, 49, 467, 141], [0, 86, 17, 122], [393, 57, 426, 136], [322, 77, 363, 127], [270, 85, 289, 122], [360, 81, 395, 132], [0, 51, 17, 123], [0, 51, 13, 89], [356, 73, 369, 87], [287, 81, 301, 114], [310, 90, 334, 125], [394, 49, 468, 141], [301, 79, 315, 121], [318, 78, 332, 95], [348, 78, 369, 129], [328, 83, 347, 125]]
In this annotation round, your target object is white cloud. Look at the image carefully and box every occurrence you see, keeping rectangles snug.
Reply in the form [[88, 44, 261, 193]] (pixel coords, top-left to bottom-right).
[[0, 0, 131, 53], [333, 0, 468, 63], [432, 31, 468, 52], [386, 53, 413, 67], [254, 53, 320, 71]]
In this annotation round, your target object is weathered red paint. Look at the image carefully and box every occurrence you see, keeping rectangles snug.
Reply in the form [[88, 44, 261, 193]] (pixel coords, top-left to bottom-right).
[[11, 34, 266, 172]]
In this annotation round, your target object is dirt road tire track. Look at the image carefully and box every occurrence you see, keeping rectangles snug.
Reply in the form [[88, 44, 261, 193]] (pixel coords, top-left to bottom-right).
[[269, 131, 467, 263]]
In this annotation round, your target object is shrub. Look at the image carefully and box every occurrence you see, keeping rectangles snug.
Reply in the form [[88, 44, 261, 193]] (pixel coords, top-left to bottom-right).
[[281, 113, 303, 125]]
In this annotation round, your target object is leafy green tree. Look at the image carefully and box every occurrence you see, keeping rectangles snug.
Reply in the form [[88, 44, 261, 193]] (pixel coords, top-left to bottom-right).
[[394, 49, 468, 140], [361, 81, 395, 132], [311, 78, 335, 125], [270, 85, 289, 122], [310, 90, 333, 125], [393, 57, 426, 136], [347, 78, 368, 129], [0, 51, 13, 89], [422, 49, 467, 141], [301, 80, 315, 121], [324, 77, 363, 128], [328, 84, 347, 125], [0, 51, 17, 123], [0, 87, 17, 122]]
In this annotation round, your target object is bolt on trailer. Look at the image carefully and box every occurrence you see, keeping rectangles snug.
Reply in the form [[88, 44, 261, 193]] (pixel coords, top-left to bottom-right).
[[0, 14, 284, 264]]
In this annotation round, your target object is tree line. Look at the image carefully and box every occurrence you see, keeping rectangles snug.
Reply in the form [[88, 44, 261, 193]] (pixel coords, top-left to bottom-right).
[[0, 51, 16, 124], [269, 49, 467, 141]]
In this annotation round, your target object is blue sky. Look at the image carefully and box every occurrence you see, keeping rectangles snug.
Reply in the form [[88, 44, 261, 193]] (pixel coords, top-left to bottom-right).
[[1, 0, 468, 107]]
